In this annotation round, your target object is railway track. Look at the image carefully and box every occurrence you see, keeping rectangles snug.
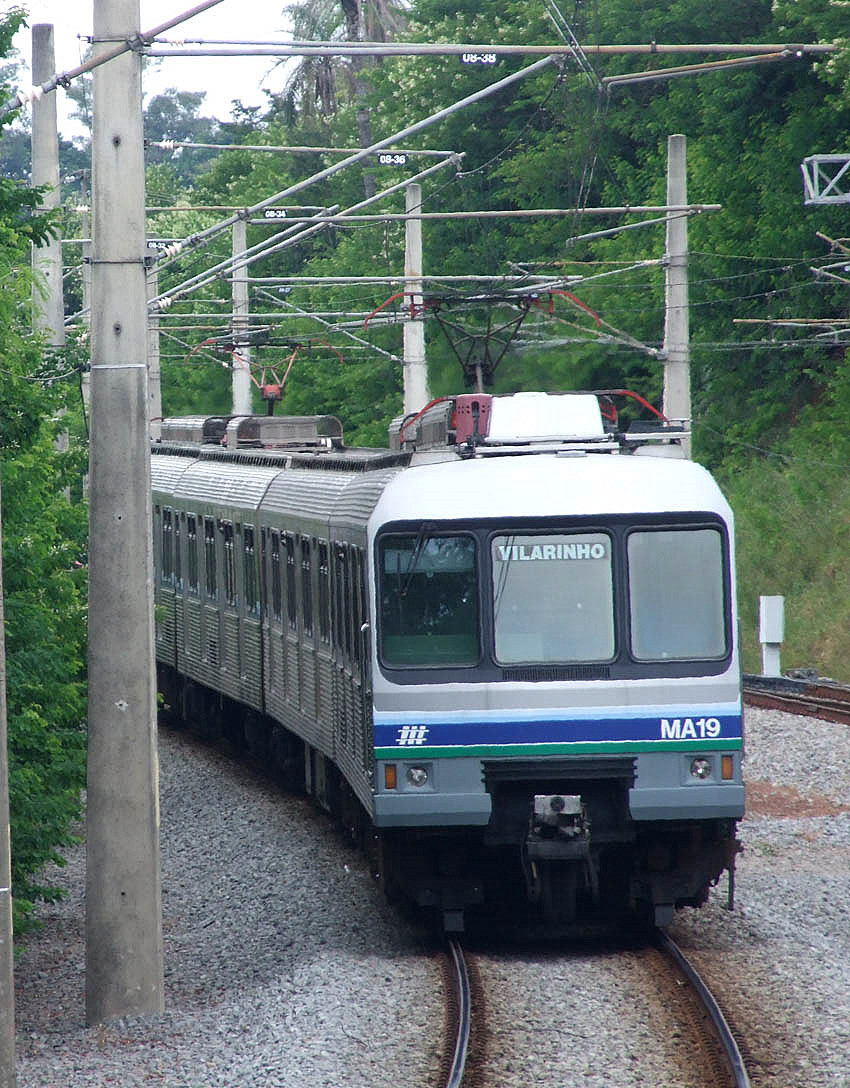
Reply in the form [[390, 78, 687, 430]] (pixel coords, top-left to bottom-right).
[[656, 931, 751, 1088], [743, 672, 850, 725], [441, 938, 473, 1088], [439, 933, 750, 1088]]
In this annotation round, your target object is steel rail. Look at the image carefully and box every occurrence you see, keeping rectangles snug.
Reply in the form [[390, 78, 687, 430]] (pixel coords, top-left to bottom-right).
[[744, 688, 850, 725], [657, 932, 750, 1088], [743, 674, 850, 726], [445, 938, 472, 1088]]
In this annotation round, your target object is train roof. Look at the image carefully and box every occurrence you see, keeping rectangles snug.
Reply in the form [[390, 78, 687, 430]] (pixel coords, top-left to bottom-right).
[[151, 449, 406, 528], [370, 451, 732, 526], [391, 390, 689, 456], [151, 453, 280, 511], [152, 392, 716, 529]]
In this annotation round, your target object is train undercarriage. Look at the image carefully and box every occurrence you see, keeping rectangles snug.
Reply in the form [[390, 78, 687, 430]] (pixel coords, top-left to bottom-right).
[[376, 811, 738, 934], [160, 663, 739, 935]]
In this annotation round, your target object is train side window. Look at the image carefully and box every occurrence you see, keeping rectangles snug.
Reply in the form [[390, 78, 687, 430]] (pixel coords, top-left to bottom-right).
[[301, 537, 313, 638], [161, 508, 173, 585], [223, 522, 236, 607], [270, 531, 282, 623], [628, 528, 727, 661], [187, 515, 199, 594], [318, 541, 330, 644], [285, 534, 297, 631], [244, 526, 258, 616], [204, 517, 217, 599]]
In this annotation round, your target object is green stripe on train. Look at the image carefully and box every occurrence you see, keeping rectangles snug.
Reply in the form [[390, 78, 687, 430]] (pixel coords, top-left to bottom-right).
[[374, 738, 744, 759]]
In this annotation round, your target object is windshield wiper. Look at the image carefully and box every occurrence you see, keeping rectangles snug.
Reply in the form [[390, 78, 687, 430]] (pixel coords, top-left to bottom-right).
[[493, 535, 514, 619], [400, 521, 433, 598]]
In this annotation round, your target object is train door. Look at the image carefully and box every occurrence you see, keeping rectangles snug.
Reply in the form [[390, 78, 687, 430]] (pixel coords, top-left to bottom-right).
[[153, 504, 177, 669], [283, 532, 300, 712], [299, 535, 318, 722], [262, 527, 285, 720], [182, 512, 202, 679], [173, 508, 186, 673], [221, 519, 240, 687], [331, 539, 372, 798], [316, 539, 334, 754], [240, 523, 263, 709], [332, 541, 348, 764], [354, 546, 374, 779], [202, 514, 221, 684]]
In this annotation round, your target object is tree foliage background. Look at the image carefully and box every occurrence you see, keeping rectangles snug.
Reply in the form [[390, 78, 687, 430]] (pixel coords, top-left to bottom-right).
[[145, 0, 850, 683], [4, 0, 850, 927], [0, 6, 87, 932]]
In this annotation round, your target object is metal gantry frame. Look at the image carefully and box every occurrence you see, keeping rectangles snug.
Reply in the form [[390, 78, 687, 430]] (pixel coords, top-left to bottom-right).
[[801, 155, 850, 205], [36, 15, 814, 415]]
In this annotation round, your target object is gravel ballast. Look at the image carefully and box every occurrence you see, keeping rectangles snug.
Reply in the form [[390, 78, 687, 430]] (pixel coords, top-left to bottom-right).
[[15, 707, 850, 1086], [669, 708, 850, 1088], [16, 732, 443, 1087]]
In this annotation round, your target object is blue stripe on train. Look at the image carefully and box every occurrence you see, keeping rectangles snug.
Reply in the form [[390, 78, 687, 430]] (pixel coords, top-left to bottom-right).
[[374, 713, 744, 750]]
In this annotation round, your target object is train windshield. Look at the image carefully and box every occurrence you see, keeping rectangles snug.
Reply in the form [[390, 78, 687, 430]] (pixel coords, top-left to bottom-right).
[[379, 533, 479, 666], [627, 528, 727, 660], [492, 533, 615, 664]]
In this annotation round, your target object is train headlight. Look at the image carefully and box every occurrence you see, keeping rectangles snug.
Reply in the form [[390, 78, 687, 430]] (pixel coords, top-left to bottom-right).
[[406, 766, 429, 787], [689, 757, 712, 780]]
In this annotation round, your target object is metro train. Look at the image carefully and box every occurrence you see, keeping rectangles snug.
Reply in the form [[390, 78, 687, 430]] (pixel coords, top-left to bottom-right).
[[152, 391, 744, 932]]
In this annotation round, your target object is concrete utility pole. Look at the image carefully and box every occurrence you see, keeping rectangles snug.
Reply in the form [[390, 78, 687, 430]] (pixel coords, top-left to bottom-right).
[[80, 180, 92, 413], [31, 24, 64, 348], [86, 0, 163, 1025], [232, 219, 253, 414], [662, 133, 691, 455], [403, 183, 428, 414], [32, 23, 68, 485], [0, 487, 16, 1088], [147, 262, 163, 440]]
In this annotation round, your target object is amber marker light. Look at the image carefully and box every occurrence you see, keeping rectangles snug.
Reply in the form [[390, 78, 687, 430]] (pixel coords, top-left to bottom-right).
[[721, 755, 734, 781], [384, 763, 398, 790]]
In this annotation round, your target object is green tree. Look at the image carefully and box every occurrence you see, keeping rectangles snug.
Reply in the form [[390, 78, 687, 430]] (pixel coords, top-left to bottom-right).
[[144, 88, 226, 185], [154, 0, 850, 458], [0, 8, 88, 932], [113, 0, 850, 674]]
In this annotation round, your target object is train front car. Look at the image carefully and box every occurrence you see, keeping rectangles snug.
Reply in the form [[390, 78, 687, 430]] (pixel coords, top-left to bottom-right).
[[370, 392, 743, 932]]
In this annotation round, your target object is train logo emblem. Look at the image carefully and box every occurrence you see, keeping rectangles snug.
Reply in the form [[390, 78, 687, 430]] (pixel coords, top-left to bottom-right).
[[396, 725, 429, 746]]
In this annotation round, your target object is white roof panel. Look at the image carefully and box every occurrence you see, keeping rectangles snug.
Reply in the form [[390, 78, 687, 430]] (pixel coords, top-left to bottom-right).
[[487, 391, 604, 441], [370, 452, 731, 526]]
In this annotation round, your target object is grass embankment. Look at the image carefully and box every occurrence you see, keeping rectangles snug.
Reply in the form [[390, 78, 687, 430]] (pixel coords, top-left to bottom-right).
[[720, 427, 850, 682]]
